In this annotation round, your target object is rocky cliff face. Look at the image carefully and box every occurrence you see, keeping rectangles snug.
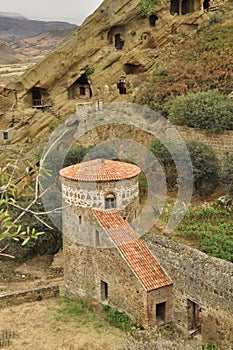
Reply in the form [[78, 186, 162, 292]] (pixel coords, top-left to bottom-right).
[[0, 0, 230, 164]]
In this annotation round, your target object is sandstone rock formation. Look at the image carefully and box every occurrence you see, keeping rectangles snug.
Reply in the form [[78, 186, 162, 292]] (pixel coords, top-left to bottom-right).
[[0, 0, 230, 163]]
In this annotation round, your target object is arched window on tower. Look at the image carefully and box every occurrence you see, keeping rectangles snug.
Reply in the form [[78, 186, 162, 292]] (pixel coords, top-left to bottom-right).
[[105, 193, 116, 209]]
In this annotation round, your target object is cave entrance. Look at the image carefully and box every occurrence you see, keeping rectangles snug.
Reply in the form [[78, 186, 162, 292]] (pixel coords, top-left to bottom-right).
[[149, 14, 159, 26], [203, 0, 210, 10], [115, 34, 124, 50], [123, 63, 141, 74], [31, 87, 50, 108], [117, 79, 127, 94], [170, 0, 196, 14]]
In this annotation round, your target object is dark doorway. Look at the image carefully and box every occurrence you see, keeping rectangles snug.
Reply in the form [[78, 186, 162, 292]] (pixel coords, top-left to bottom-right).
[[203, 0, 210, 10], [101, 281, 108, 301], [187, 299, 202, 331], [123, 63, 141, 75], [170, 0, 180, 15], [117, 79, 127, 95], [149, 14, 159, 26], [115, 34, 124, 50], [156, 302, 166, 325], [95, 230, 100, 247], [32, 88, 42, 106]]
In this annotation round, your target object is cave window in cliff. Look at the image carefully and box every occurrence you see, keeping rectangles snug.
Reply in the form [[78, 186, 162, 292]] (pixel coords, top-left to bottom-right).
[[123, 64, 141, 75], [203, 0, 210, 10], [117, 79, 127, 95], [170, 0, 180, 15], [115, 34, 124, 50], [170, 0, 195, 15], [149, 15, 158, 27], [68, 73, 92, 99], [182, 0, 195, 14], [31, 87, 50, 107], [32, 88, 42, 106]]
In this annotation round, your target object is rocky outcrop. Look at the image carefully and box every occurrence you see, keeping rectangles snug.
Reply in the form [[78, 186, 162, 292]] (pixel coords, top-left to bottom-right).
[[0, 0, 230, 163]]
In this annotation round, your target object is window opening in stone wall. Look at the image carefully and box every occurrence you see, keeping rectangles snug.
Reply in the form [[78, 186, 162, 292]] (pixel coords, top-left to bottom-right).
[[156, 302, 166, 325], [79, 216, 82, 225], [80, 87, 86, 96], [149, 15, 158, 26], [117, 79, 127, 95], [115, 34, 124, 50], [95, 230, 100, 247], [101, 280, 108, 301], [187, 299, 202, 333], [105, 193, 116, 209]]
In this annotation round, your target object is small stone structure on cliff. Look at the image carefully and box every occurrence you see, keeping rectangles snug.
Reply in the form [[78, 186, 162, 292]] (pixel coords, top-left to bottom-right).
[[60, 159, 173, 327]]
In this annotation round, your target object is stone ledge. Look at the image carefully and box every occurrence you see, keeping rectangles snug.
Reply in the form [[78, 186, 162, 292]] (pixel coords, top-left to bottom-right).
[[0, 284, 61, 308]]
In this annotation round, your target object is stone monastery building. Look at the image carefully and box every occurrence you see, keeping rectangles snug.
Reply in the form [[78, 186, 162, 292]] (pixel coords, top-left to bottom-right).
[[60, 159, 173, 327]]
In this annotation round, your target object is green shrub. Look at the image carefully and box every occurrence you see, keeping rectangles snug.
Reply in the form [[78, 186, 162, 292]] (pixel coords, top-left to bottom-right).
[[186, 141, 219, 195], [164, 90, 233, 131], [221, 152, 233, 195], [140, 0, 156, 16], [102, 306, 143, 333], [200, 344, 222, 350], [149, 139, 219, 195]]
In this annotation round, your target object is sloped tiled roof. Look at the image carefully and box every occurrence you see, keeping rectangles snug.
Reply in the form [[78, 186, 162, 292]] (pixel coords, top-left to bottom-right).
[[93, 209, 172, 292], [60, 159, 141, 182]]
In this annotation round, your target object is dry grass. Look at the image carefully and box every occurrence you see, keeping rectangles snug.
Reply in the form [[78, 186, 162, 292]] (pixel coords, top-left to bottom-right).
[[0, 297, 127, 350]]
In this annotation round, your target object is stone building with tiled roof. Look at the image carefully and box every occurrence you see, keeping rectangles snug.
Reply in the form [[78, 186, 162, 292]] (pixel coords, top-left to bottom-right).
[[60, 159, 173, 327]]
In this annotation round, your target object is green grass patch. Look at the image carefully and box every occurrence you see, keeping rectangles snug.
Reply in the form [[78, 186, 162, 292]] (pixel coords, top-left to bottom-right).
[[102, 305, 143, 333], [176, 204, 233, 262], [55, 296, 95, 323]]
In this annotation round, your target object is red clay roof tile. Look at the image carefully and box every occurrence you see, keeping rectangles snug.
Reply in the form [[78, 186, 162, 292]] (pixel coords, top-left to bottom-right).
[[93, 209, 172, 292], [60, 159, 141, 182]]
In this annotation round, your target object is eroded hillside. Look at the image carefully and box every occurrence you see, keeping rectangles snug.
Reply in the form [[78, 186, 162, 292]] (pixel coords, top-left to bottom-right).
[[0, 0, 232, 165]]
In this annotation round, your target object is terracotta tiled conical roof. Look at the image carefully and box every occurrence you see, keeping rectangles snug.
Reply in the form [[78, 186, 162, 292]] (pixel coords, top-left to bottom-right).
[[60, 159, 141, 182]]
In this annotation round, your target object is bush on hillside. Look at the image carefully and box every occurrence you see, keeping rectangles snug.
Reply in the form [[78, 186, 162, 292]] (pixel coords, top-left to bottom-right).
[[186, 141, 220, 195], [221, 152, 233, 195], [149, 139, 219, 195], [163, 90, 233, 131], [149, 139, 177, 187]]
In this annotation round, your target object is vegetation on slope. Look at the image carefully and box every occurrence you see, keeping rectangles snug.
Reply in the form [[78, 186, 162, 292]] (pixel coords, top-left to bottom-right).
[[136, 11, 233, 109]]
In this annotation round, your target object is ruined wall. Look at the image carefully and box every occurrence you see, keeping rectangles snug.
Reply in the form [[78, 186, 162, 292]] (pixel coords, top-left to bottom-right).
[[145, 234, 233, 349], [0, 285, 60, 308]]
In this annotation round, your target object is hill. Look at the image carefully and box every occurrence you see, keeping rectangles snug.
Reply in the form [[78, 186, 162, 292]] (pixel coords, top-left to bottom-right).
[[0, 40, 20, 64], [0, 13, 77, 42]]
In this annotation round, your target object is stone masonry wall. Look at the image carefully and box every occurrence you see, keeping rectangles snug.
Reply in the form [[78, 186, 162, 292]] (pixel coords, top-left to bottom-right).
[[145, 234, 233, 349], [63, 236, 173, 327], [177, 127, 233, 164], [61, 176, 139, 211], [0, 285, 60, 308]]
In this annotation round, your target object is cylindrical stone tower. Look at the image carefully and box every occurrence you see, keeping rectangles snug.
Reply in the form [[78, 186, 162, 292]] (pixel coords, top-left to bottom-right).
[[60, 158, 141, 247]]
